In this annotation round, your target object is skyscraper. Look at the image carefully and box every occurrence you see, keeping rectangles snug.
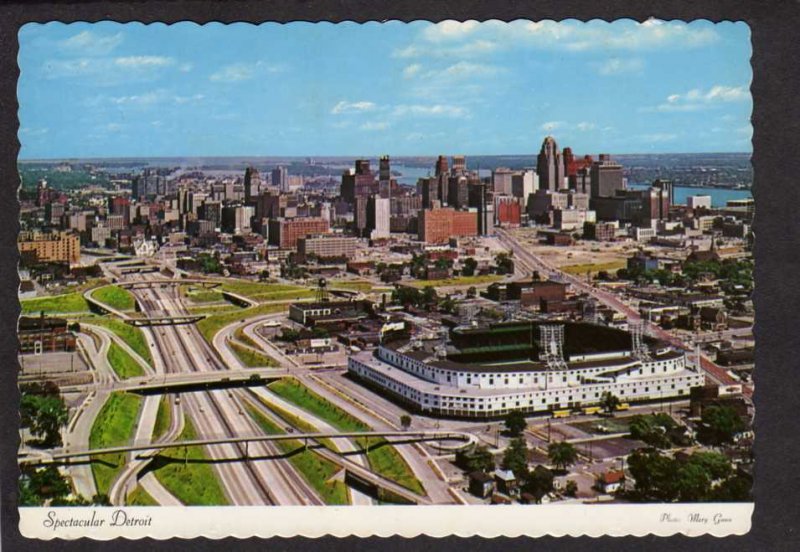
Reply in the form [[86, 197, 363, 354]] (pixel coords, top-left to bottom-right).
[[272, 166, 290, 193], [244, 167, 261, 203], [537, 136, 565, 192], [589, 154, 624, 198], [379, 155, 392, 199], [452, 155, 467, 175]]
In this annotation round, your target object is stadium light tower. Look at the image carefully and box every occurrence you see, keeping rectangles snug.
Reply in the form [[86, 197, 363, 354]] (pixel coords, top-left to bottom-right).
[[539, 324, 568, 371], [629, 320, 652, 361]]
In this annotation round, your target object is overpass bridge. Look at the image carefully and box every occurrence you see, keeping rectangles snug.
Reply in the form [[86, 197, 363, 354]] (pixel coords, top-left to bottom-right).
[[124, 314, 206, 327], [119, 279, 221, 290]]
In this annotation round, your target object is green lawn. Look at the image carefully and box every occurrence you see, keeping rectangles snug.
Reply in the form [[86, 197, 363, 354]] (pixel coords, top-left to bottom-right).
[[328, 280, 374, 293], [21, 292, 90, 315], [245, 404, 349, 505], [80, 317, 153, 367], [106, 342, 145, 379], [230, 341, 279, 368], [91, 285, 136, 311], [151, 417, 229, 506], [211, 280, 314, 303], [196, 303, 288, 344], [152, 395, 172, 441], [127, 485, 158, 506], [186, 304, 240, 315], [251, 393, 337, 451], [185, 290, 224, 304], [561, 260, 627, 275], [268, 379, 424, 495], [233, 326, 260, 349], [408, 274, 502, 288], [89, 392, 143, 496]]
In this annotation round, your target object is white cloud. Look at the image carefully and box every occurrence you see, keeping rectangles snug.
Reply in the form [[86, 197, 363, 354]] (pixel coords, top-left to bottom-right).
[[392, 104, 467, 118], [651, 85, 750, 112], [110, 91, 165, 106], [179, 63, 194, 73], [360, 121, 390, 131], [421, 20, 481, 43], [395, 19, 720, 59], [331, 100, 377, 114], [209, 61, 285, 82], [60, 31, 123, 55], [540, 121, 565, 132], [576, 122, 596, 132], [593, 58, 644, 76], [403, 64, 422, 78], [114, 56, 174, 68], [441, 61, 501, 79]]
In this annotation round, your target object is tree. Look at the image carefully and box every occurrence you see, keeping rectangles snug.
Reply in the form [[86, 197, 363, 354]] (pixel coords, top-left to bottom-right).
[[547, 441, 578, 472], [392, 286, 422, 307], [420, 286, 439, 310], [400, 415, 412, 430], [564, 479, 578, 497], [462, 257, 478, 277], [20, 382, 68, 447], [504, 410, 527, 437], [629, 415, 672, 449], [600, 392, 620, 415], [709, 474, 751, 502], [699, 405, 746, 445], [687, 451, 733, 481], [466, 286, 477, 298], [522, 465, 554, 503], [495, 252, 515, 275], [460, 445, 495, 473], [674, 462, 712, 502], [501, 437, 529, 479], [627, 448, 680, 501]]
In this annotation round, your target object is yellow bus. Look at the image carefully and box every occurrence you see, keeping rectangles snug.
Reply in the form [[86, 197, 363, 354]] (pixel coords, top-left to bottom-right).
[[583, 406, 602, 415], [615, 403, 630, 411], [552, 409, 572, 419]]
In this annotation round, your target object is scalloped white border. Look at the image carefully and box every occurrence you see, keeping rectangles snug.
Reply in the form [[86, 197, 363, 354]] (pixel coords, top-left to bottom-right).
[[20, 503, 752, 539]]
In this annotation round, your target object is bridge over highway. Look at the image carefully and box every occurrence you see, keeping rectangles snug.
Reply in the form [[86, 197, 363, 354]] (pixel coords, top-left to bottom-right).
[[118, 279, 220, 290], [124, 314, 207, 327]]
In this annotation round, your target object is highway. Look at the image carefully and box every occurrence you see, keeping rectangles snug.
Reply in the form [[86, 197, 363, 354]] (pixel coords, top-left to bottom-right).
[[494, 228, 748, 395], [131, 277, 324, 505]]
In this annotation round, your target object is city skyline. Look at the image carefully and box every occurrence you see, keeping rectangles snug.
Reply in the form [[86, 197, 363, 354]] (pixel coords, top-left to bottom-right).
[[18, 20, 752, 159]]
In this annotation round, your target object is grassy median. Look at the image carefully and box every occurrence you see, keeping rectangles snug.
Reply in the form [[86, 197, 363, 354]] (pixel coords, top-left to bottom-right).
[[407, 274, 502, 288], [196, 303, 287, 344], [107, 342, 146, 379], [245, 404, 349, 505], [89, 392, 143, 496], [151, 417, 229, 506], [152, 395, 173, 441], [21, 292, 90, 315], [81, 317, 153, 367], [230, 341, 279, 368], [91, 285, 136, 311], [268, 378, 425, 495], [127, 485, 158, 506]]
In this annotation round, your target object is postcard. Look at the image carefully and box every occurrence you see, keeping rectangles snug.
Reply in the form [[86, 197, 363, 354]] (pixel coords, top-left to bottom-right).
[[16, 19, 753, 539]]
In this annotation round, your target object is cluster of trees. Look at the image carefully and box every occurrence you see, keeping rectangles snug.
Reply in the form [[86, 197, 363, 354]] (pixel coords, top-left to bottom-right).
[[281, 258, 307, 280], [20, 382, 68, 448], [698, 405, 747, 445], [461, 257, 478, 276], [19, 465, 110, 507], [392, 285, 439, 311], [627, 448, 750, 502], [197, 253, 223, 275], [277, 326, 329, 343], [616, 258, 753, 293], [629, 413, 690, 449], [501, 437, 577, 502], [495, 252, 514, 275]]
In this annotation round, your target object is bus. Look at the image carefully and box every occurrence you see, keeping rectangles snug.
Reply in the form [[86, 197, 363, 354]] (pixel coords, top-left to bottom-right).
[[552, 409, 572, 419], [615, 403, 630, 412], [583, 406, 602, 416]]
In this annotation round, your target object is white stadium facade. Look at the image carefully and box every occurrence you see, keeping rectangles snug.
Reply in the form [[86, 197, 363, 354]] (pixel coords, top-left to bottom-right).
[[347, 321, 705, 419]]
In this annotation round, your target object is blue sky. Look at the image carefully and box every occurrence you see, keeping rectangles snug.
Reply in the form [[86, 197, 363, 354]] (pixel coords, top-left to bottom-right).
[[18, 20, 752, 159]]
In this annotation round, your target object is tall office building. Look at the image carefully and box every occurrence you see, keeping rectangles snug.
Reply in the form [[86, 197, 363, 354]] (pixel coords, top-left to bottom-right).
[[537, 136, 565, 192], [366, 196, 391, 239], [447, 175, 469, 209], [468, 180, 494, 236], [452, 155, 467, 175], [272, 166, 290, 193], [341, 159, 378, 203], [590, 154, 624, 198], [378, 155, 392, 199], [435, 155, 449, 177], [492, 167, 514, 196], [511, 170, 537, 200], [244, 167, 261, 203]]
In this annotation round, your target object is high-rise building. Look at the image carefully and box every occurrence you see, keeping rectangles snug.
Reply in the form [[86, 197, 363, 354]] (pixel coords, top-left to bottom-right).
[[378, 155, 392, 199], [366, 196, 391, 239], [418, 208, 478, 244], [447, 175, 469, 209], [197, 200, 222, 229], [244, 167, 261, 203], [492, 167, 514, 196], [435, 155, 449, 177], [267, 217, 330, 249], [341, 160, 378, 203], [511, 170, 537, 200], [420, 177, 440, 209], [18, 231, 81, 265], [468, 180, 494, 236], [272, 166, 289, 193], [537, 136, 565, 192], [590, 154, 624, 198], [221, 205, 255, 234], [452, 155, 467, 175]]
